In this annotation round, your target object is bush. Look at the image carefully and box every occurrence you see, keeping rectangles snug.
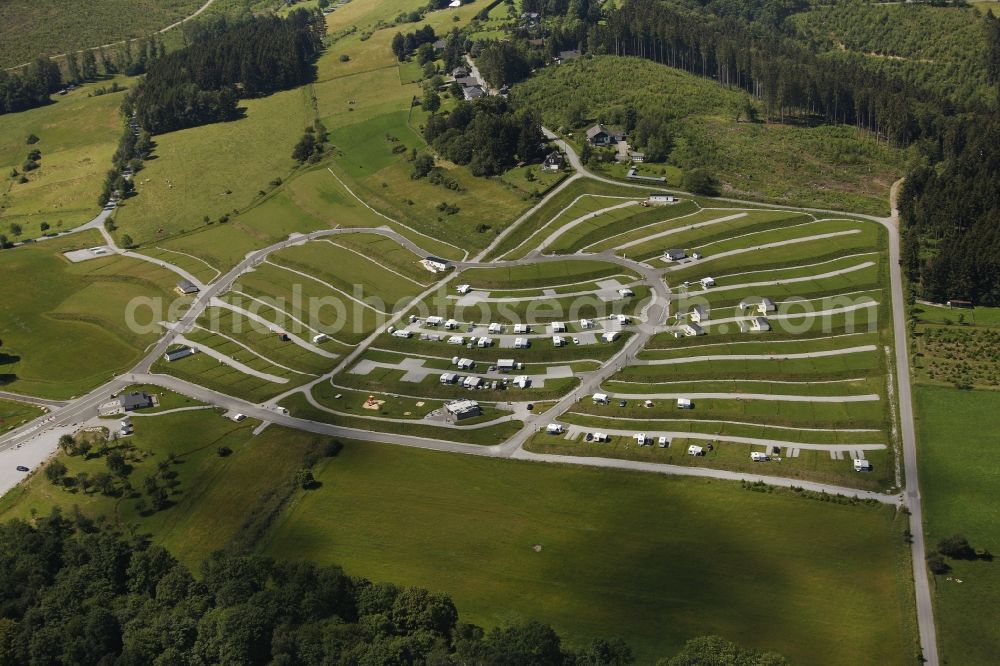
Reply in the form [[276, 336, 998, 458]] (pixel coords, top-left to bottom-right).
[[926, 553, 950, 575], [339, 54, 350, 62], [938, 534, 976, 560], [217, 446, 232, 457], [412, 153, 435, 179], [682, 168, 719, 196], [25, 134, 39, 145]]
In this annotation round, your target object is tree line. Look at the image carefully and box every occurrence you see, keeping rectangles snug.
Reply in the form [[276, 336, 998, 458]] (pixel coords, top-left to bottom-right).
[[130, 10, 326, 134], [0, 512, 785, 665], [0, 58, 61, 115], [423, 96, 546, 176]]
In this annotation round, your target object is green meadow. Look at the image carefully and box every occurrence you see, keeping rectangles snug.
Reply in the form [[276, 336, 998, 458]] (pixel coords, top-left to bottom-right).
[[264, 439, 917, 665]]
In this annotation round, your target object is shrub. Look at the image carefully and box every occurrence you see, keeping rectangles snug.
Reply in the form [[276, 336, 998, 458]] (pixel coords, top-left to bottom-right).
[[938, 534, 976, 560], [25, 134, 39, 145], [926, 553, 950, 575]]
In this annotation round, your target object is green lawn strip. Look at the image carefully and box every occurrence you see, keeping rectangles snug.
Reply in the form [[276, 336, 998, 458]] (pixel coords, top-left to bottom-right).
[[618, 350, 885, 382], [554, 200, 703, 254], [484, 276, 639, 298], [485, 178, 662, 260], [138, 247, 220, 285], [374, 330, 631, 363], [639, 332, 879, 359], [184, 329, 317, 383], [603, 377, 881, 397], [569, 395, 885, 430], [0, 409, 328, 569], [461, 259, 639, 290], [915, 386, 1000, 666], [333, 365, 580, 402], [263, 438, 916, 664], [694, 269, 883, 309], [150, 354, 293, 404], [911, 303, 1000, 327], [415, 286, 651, 325], [660, 225, 884, 279], [197, 307, 343, 374], [560, 411, 886, 445], [699, 252, 881, 289], [323, 232, 437, 285], [271, 239, 425, 306], [524, 432, 893, 493], [279, 392, 522, 445], [0, 399, 46, 432], [227, 265, 379, 343]]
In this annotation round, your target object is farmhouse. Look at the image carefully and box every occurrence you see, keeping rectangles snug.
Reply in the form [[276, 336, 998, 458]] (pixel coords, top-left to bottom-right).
[[647, 194, 678, 205], [175, 279, 199, 295], [687, 444, 704, 456], [445, 399, 482, 420], [119, 391, 153, 412], [690, 305, 710, 323], [543, 151, 565, 171], [663, 249, 686, 261], [163, 346, 195, 362], [586, 123, 625, 146], [422, 256, 451, 273], [463, 85, 485, 100]]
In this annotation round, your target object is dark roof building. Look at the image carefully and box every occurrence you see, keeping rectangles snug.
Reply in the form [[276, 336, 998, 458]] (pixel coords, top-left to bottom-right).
[[176, 279, 199, 294], [119, 391, 153, 411], [586, 123, 625, 145], [557, 49, 581, 63]]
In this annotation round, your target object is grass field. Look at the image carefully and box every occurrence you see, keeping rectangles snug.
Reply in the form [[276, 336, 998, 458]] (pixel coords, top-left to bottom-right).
[[0, 232, 183, 398], [0, 399, 45, 432], [0, 80, 125, 238], [0, 409, 333, 569], [915, 386, 1000, 666], [264, 439, 916, 665], [0, 0, 202, 68]]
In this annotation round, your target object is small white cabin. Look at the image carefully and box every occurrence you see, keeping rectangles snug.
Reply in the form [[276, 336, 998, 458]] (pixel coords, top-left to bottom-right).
[[447, 335, 465, 345], [657, 436, 670, 448], [440, 372, 457, 384], [635, 433, 647, 446], [444, 319, 460, 330], [690, 305, 709, 323], [477, 337, 493, 348], [580, 318, 594, 329], [513, 323, 529, 334]]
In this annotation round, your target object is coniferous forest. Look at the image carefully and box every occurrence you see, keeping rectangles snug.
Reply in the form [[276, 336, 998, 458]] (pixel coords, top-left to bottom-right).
[[0, 57, 61, 115], [130, 10, 326, 134]]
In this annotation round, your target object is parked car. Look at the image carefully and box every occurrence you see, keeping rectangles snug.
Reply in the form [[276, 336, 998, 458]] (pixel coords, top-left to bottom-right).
[[16, 466, 29, 473], [618, 400, 627, 407]]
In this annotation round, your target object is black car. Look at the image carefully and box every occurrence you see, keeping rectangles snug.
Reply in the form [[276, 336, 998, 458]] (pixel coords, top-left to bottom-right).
[[15, 466, 29, 472]]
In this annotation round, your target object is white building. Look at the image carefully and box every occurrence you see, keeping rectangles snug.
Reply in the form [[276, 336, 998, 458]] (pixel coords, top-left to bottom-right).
[[391, 329, 412, 338], [440, 372, 458, 384], [513, 323, 530, 334], [497, 359, 516, 372], [749, 317, 771, 332], [445, 319, 460, 330], [680, 323, 705, 337], [445, 399, 481, 419], [456, 358, 475, 370], [690, 305, 709, 323], [463, 376, 483, 389], [546, 424, 563, 434], [699, 277, 716, 288], [750, 452, 770, 462], [635, 433, 647, 446], [312, 333, 330, 344], [618, 288, 634, 298], [664, 249, 686, 261], [425, 316, 444, 326], [477, 337, 493, 348], [647, 194, 678, 205], [513, 375, 530, 388], [580, 318, 594, 329], [658, 436, 670, 448]]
